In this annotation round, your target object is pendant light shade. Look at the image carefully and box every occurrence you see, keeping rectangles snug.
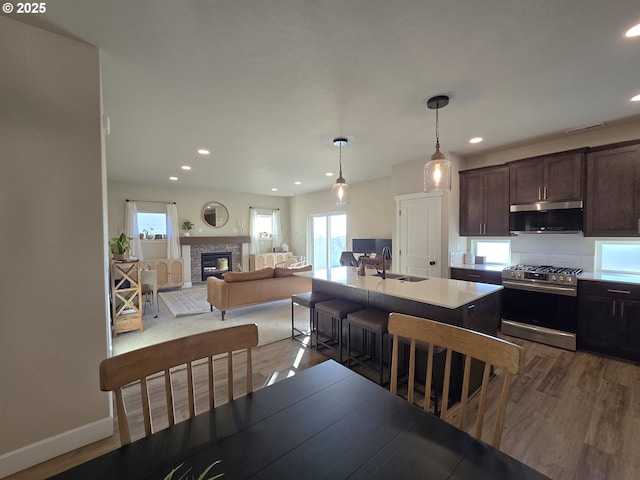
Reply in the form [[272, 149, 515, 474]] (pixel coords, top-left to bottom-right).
[[424, 95, 451, 193], [332, 137, 350, 205]]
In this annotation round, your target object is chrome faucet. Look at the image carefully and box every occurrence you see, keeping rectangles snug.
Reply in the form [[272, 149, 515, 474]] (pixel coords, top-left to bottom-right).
[[379, 246, 392, 279]]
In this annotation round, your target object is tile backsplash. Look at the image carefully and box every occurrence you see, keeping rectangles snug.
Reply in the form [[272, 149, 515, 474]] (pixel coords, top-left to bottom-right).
[[452, 234, 596, 272], [510, 234, 595, 271]]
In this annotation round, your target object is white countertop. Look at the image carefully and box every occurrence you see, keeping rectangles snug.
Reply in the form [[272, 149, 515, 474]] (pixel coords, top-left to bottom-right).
[[297, 267, 503, 310], [579, 272, 640, 285]]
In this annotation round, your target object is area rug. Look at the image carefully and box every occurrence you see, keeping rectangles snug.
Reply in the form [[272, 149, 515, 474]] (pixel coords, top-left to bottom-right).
[[113, 295, 311, 355], [159, 287, 209, 316]]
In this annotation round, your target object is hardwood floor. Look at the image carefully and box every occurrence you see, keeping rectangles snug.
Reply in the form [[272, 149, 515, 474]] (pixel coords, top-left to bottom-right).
[[5, 335, 640, 480]]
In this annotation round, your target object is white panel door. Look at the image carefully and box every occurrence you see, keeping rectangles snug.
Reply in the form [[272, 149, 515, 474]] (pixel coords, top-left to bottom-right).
[[396, 193, 442, 277]]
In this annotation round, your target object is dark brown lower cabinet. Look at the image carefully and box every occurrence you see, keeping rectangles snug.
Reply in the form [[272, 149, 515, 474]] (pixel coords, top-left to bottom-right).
[[578, 280, 640, 362], [450, 267, 502, 285]]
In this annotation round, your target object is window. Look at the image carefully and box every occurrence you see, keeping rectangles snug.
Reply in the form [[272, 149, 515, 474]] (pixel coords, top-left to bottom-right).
[[255, 214, 273, 236], [137, 212, 167, 237], [471, 239, 510, 265], [310, 213, 347, 269], [597, 241, 640, 274]]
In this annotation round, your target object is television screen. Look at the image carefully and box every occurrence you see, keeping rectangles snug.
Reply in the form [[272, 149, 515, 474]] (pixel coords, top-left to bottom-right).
[[352, 238, 392, 256], [352, 238, 375, 254]]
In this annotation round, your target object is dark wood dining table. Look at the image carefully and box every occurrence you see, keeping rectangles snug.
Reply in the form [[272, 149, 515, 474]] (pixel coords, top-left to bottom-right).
[[53, 360, 549, 479]]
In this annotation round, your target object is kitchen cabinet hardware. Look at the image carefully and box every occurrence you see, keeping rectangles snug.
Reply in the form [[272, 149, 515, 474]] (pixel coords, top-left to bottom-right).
[[612, 300, 616, 316], [607, 289, 631, 295], [621, 302, 625, 317]]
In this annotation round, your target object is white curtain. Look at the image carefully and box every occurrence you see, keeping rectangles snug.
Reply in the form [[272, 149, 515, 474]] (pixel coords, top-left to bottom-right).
[[166, 203, 181, 259], [125, 201, 143, 260], [249, 207, 259, 254], [272, 209, 282, 251]]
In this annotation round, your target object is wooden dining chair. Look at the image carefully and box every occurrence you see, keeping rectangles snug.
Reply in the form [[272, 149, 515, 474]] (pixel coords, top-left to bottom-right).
[[388, 313, 525, 449], [99, 323, 259, 445]]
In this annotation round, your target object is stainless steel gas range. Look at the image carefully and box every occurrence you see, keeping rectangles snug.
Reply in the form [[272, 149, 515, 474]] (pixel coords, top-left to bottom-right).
[[501, 264, 583, 351]]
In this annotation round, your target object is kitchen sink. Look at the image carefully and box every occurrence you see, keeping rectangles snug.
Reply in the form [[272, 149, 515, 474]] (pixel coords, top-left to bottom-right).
[[379, 273, 428, 282]]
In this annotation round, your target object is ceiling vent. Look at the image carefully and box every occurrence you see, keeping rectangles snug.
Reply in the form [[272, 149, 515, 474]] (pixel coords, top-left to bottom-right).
[[565, 122, 605, 134]]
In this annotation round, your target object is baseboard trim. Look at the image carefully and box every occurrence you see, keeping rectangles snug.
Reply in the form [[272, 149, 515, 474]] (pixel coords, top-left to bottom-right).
[[0, 417, 114, 478]]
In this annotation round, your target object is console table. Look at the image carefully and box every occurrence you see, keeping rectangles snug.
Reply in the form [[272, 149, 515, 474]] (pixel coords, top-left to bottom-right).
[[110, 261, 143, 335]]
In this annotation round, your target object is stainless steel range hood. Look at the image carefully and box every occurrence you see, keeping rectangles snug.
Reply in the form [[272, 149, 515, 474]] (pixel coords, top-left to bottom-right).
[[509, 201, 584, 234]]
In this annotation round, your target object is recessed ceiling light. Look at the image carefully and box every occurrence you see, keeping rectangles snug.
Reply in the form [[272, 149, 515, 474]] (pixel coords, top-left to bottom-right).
[[271, 188, 278, 192], [181, 165, 192, 170], [469, 137, 483, 144], [197, 148, 210, 155], [631, 94, 640, 102], [325, 172, 334, 177], [294, 181, 302, 185], [169, 176, 178, 181], [625, 23, 640, 37]]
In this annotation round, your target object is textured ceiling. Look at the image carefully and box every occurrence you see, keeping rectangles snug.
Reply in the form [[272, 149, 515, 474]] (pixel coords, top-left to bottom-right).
[[8, 0, 640, 196]]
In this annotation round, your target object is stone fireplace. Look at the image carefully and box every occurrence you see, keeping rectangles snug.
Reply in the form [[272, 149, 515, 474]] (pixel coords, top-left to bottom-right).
[[180, 236, 250, 287]]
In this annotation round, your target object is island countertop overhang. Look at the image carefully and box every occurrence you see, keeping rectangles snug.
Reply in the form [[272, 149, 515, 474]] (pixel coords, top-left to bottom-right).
[[296, 267, 502, 310]]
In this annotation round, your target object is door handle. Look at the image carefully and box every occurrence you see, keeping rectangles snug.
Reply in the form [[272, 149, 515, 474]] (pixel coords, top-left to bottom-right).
[[612, 300, 616, 317], [621, 302, 625, 318], [538, 187, 542, 200], [429, 260, 436, 265], [543, 186, 548, 200]]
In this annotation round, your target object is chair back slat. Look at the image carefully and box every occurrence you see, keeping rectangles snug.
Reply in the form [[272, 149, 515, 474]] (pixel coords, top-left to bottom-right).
[[440, 349, 453, 420], [100, 324, 258, 446], [458, 354, 472, 429], [227, 351, 234, 403], [424, 343, 434, 412], [388, 313, 525, 449], [208, 357, 215, 410], [141, 377, 152, 436]]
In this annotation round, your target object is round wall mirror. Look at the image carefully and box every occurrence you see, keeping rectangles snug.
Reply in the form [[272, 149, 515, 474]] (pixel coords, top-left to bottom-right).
[[202, 201, 229, 228]]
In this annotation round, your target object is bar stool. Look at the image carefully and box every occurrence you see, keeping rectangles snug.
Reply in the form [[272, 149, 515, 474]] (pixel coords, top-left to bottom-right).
[[315, 299, 364, 363], [291, 291, 332, 345], [346, 308, 390, 385]]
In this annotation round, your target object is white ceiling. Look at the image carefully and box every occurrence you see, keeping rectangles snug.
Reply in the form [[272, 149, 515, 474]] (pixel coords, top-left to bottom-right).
[[12, 0, 640, 196]]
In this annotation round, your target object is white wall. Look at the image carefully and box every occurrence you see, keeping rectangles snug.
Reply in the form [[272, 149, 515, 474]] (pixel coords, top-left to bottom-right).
[[0, 17, 111, 476], [107, 181, 292, 263], [289, 177, 394, 259]]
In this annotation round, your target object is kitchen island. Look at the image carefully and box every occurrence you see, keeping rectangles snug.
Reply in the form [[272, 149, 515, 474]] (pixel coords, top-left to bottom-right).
[[297, 267, 504, 404], [297, 267, 503, 335]]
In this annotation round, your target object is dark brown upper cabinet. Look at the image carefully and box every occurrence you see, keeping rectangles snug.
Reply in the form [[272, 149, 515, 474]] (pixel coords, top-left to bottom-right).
[[459, 165, 509, 236], [509, 150, 585, 204], [585, 141, 640, 236]]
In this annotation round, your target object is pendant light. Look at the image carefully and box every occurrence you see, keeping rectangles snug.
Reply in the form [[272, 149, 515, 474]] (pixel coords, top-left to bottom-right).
[[424, 95, 451, 193], [331, 137, 350, 205]]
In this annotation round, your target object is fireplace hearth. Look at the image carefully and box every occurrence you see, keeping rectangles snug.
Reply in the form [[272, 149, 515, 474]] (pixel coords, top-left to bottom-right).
[[201, 252, 232, 280]]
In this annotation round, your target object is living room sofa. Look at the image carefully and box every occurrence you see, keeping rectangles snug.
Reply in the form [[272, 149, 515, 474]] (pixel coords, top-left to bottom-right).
[[207, 265, 312, 320]]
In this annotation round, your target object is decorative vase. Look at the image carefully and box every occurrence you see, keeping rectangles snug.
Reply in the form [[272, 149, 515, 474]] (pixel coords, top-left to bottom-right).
[[184, 231, 190, 237]]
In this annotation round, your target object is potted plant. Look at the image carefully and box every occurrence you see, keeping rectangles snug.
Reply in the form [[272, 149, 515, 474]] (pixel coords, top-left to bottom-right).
[[109, 232, 133, 261], [145, 228, 154, 240], [182, 220, 194, 237]]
